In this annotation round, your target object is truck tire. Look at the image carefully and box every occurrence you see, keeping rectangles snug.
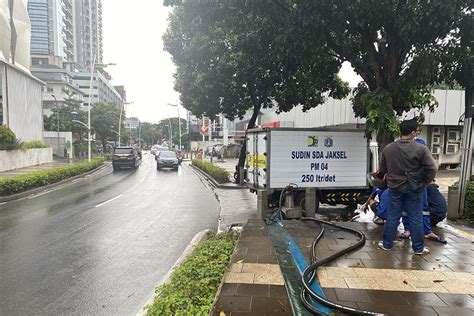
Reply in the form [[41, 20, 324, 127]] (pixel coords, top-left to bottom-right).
[[295, 191, 319, 215]]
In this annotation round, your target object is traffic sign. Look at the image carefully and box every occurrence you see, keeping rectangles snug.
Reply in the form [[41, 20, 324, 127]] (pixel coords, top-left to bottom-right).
[[200, 124, 209, 135]]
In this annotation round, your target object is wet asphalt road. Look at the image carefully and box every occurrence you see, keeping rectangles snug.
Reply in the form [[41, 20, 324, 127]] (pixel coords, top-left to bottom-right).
[[0, 153, 220, 315]]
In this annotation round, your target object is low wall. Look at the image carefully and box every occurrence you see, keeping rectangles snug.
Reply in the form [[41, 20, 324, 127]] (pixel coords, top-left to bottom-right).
[[0, 148, 53, 172]]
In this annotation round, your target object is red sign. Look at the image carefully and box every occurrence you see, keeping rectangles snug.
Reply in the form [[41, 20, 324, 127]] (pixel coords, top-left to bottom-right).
[[200, 124, 209, 135], [261, 121, 281, 128]]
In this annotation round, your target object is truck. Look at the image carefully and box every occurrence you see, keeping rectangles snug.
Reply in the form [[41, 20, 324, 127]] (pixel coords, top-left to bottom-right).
[[245, 128, 372, 214]]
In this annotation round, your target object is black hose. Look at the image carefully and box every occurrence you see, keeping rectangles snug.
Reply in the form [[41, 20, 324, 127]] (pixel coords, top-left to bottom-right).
[[298, 217, 388, 316]]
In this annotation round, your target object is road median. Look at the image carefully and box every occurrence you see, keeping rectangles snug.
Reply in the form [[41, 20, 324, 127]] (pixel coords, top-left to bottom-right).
[[189, 162, 245, 190], [142, 230, 239, 316]]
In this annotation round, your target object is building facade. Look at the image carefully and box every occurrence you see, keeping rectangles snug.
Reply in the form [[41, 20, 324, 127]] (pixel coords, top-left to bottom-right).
[[72, 70, 122, 105], [31, 64, 84, 115], [73, 0, 102, 70], [125, 117, 139, 130], [28, 0, 75, 66], [1, 0, 44, 141], [260, 89, 466, 168]]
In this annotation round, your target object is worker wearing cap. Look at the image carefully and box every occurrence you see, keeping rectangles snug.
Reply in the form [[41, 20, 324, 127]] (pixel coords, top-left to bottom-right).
[[400, 138, 447, 244], [377, 119, 437, 255]]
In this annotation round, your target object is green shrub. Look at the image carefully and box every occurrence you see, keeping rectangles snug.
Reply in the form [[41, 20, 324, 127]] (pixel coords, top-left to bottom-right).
[[20, 140, 50, 150], [103, 153, 113, 161], [0, 126, 20, 150], [146, 231, 239, 316], [464, 181, 474, 220], [0, 158, 104, 196], [192, 159, 230, 183]]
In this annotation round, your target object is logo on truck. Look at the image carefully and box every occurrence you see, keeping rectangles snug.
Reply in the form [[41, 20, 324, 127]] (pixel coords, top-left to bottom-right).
[[324, 137, 334, 147], [307, 136, 319, 147]]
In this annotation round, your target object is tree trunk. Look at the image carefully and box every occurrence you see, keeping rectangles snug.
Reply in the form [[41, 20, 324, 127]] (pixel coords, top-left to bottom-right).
[[376, 130, 394, 157], [235, 83, 261, 183]]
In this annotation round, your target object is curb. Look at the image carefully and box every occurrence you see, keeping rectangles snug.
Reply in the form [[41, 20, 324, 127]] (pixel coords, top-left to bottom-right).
[[188, 164, 245, 190], [136, 229, 211, 316], [0, 162, 110, 203], [439, 221, 474, 241]]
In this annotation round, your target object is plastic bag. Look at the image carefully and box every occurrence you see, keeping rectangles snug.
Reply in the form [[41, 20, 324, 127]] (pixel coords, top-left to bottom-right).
[[354, 204, 375, 223]]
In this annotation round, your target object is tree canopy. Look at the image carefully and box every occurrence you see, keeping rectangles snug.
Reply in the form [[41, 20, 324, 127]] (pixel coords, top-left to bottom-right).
[[164, 1, 349, 119], [163, 0, 350, 173], [164, 0, 471, 151], [294, 0, 471, 143], [91, 102, 123, 150]]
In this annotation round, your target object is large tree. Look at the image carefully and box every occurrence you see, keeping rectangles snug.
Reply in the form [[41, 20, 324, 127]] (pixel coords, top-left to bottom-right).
[[293, 0, 471, 147], [91, 102, 123, 151], [44, 98, 87, 135], [163, 1, 349, 179]]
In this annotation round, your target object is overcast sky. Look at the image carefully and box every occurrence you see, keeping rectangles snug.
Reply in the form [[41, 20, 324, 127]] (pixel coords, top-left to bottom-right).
[[102, 1, 361, 124]]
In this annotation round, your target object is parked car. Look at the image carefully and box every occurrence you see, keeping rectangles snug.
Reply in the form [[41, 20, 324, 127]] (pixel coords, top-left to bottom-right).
[[156, 150, 179, 171], [112, 146, 141, 170]]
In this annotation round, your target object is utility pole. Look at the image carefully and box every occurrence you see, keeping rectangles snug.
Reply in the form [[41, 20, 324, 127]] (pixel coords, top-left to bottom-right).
[[138, 120, 142, 149], [51, 95, 60, 157], [458, 89, 474, 214], [87, 0, 93, 162], [168, 118, 173, 149]]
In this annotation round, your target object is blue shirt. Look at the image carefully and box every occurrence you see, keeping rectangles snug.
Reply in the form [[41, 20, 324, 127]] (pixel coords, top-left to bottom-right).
[[371, 188, 388, 218], [426, 184, 447, 218]]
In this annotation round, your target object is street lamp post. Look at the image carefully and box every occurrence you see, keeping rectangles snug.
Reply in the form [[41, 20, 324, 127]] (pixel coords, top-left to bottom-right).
[[51, 94, 60, 157], [167, 118, 173, 149], [72, 112, 91, 159]]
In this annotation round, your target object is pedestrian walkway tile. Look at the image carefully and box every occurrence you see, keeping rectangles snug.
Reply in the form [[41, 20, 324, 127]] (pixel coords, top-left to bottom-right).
[[317, 266, 474, 294]]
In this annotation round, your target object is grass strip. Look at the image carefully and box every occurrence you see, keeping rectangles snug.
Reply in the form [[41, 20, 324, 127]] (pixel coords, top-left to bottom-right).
[[192, 159, 230, 183], [146, 231, 238, 315], [0, 157, 104, 196]]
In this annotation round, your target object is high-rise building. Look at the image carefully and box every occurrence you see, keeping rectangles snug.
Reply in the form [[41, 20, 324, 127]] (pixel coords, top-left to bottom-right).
[[74, 0, 103, 70], [28, 0, 75, 66]]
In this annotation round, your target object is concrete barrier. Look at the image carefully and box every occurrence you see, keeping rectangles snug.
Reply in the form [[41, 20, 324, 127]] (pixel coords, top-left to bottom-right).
[[0, 148, 53, 172]]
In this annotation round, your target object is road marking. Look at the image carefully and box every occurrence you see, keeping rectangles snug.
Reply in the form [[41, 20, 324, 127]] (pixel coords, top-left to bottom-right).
[[28, 190, 53, 199], [72, 179, 81, 183], [95, 194, 123, 208], [0, 202, 6, 205]]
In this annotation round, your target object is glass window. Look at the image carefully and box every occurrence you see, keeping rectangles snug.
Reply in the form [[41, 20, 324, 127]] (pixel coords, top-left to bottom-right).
[[114, 148, 133, 154], [159, 151, 177, 158]]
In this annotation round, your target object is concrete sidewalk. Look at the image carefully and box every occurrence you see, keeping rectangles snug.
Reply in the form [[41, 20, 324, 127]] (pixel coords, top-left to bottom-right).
[[212, 217, 474, 315], [210, 184, 474, 316], [0, 159, 70, 178]]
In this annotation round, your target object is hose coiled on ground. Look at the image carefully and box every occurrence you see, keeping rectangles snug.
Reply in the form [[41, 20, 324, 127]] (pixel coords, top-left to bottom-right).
[[299, 217, 387, 316]]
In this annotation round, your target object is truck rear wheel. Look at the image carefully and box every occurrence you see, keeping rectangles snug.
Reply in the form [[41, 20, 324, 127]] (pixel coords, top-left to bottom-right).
[[295, 191, 319, 215]]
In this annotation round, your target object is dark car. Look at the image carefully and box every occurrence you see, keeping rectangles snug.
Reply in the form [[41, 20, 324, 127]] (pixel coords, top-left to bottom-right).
[[156, 150, 179, 171], [112, 146, 141, 170]]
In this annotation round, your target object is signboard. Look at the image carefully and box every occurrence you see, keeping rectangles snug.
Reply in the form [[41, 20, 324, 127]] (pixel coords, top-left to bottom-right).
[[268, 130, 367, 189]]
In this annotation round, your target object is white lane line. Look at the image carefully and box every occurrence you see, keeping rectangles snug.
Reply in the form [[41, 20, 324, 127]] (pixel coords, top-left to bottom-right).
[[28, 190, 53, 199], [94, 194, 123, 208], [0, 202, 6, 205]]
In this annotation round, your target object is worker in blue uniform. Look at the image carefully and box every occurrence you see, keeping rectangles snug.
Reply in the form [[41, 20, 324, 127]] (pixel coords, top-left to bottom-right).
[[362, 188, 388, 225]]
